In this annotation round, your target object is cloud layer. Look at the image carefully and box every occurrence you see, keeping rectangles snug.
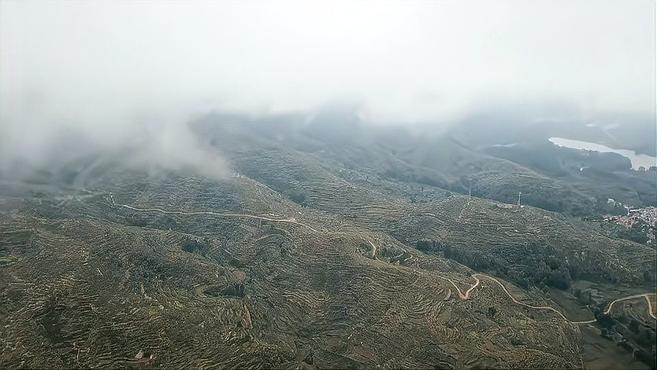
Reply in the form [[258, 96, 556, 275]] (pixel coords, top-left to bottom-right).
[[1, 0, 654, 174]]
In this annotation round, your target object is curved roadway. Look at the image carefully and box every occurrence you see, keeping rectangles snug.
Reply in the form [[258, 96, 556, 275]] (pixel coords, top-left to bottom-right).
[[110, 194, 656, 324], [109, 193, 320, 233], [450, 273, 656, 324]]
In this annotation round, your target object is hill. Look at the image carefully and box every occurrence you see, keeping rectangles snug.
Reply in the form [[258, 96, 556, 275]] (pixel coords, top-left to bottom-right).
[[1, 113, 655, 368]]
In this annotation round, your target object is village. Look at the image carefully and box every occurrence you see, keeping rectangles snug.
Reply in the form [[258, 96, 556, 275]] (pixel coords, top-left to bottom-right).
[[604, 204, 657, 245]]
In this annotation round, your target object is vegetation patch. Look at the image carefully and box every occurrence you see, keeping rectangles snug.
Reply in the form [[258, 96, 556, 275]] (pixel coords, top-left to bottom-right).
[[203, 283, 245, 298]]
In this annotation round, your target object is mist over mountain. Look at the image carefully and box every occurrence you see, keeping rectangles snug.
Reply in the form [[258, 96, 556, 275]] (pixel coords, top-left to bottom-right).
[[1, 0, 655, 173]]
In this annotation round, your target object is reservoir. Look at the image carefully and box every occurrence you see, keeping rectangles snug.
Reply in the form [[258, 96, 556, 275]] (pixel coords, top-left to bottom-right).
[[549, 137, 657, 170]]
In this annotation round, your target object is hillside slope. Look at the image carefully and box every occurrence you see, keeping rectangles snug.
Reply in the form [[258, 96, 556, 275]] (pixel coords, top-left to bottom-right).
[[1, 116, 655, 368]]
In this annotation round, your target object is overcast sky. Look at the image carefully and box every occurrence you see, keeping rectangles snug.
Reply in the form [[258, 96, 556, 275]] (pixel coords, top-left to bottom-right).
[[0, 0, 655, 171]]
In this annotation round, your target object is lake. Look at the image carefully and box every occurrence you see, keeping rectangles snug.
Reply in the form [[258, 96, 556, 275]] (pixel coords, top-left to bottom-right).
[[549, 137, 657, 170]]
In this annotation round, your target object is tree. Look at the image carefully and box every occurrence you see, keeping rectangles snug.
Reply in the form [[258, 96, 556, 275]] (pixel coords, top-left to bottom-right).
[[487, 307, 497, 318], [629, 318, 639, 333], [546, 268, 571, 290], [595, 311, 614, 329], [288, 191, 307, 206]]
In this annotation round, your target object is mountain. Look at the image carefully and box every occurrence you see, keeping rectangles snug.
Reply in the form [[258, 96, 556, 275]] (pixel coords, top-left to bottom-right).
[[1, 111, 655, 369]]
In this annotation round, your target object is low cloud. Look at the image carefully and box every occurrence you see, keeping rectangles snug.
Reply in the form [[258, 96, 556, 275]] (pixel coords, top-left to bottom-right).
[[1, 0, 654, 177]]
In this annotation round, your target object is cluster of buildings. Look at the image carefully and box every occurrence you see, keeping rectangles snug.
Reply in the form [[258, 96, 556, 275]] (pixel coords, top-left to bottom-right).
[[605, 206, 657, 227], [604, 205, 657, 244]]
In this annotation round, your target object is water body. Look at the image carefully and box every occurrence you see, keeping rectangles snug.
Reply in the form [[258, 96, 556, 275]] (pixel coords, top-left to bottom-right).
[[549, 137, 657, 170]]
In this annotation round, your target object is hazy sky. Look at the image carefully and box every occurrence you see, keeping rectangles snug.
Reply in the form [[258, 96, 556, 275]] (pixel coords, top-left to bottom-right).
[[0, 0, 655, 172]]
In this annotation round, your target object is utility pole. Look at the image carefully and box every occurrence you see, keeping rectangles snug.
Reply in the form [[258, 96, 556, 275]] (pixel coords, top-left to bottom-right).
[[517, 191, 522, 207]]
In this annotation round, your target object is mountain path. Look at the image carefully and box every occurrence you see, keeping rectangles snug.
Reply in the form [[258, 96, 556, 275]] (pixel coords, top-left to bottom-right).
[[109, 193, 320, 233], [110, 194, 656, 324], [452, 273, 656, 324]]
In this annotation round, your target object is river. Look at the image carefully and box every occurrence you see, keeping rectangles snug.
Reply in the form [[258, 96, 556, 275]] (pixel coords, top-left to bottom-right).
[[549, 137, 657, 170]]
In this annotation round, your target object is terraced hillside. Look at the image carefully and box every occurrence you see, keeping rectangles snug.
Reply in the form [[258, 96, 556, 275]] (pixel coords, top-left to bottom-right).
[[1, 117, 655, 369], [192, 111, 656, 216], [216, 134, 655, 288], [2, 177, 585, 368]]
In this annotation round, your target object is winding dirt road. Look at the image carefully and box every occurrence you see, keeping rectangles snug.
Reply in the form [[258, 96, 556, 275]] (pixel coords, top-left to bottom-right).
[[109, 194, 655, 324], [109, 194, 320, 233], [449, 273, 656, 324], [439, 275, 481, 300], [366, 240, 377, 259], [604, 293, 656, 320], [475, 274, 596, 324]]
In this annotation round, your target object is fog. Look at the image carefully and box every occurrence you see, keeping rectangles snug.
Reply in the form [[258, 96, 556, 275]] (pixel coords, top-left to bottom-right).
[[1, 0, 654, 176]]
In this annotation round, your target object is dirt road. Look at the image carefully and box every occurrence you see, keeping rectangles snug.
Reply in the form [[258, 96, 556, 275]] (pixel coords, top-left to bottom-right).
[[603, 293, 657, 320], [469, 273, 655, 324], [439, 275, 481, 300], [109, 194, 320, 233], [366, 239, 377, 259], [109, 194, 655, 323]]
